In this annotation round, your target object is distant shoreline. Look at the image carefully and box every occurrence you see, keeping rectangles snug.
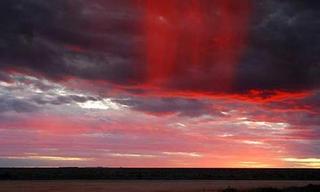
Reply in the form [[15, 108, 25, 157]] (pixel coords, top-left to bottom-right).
[[1, 168, 320, 180]]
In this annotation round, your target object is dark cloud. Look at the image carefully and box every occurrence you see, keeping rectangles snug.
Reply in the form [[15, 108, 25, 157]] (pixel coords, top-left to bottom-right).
[[0, 97, 37, 113], [0, 0, 319, 96], [0, 72, 11, 82], [0, 0, 145, 84], [235, 0, 320, 92], [113, 97, 220, 117]]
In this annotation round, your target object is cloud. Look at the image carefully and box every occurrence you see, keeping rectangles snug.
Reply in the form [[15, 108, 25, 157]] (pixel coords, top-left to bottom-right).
[[0, 156, 90, 167], [0, 72, 11, 82], [0, 97, 37, 113], [0, 0, 144, 84], [31, 94, 99, 106], [0, 0, 320, 168], [267, 91, 320, 113], [235, 0, 320, 92], [281, 157, 320, 168], [0, 74, 106, 114], [0, 0, 318, 100], [113, 97, 219, 117]]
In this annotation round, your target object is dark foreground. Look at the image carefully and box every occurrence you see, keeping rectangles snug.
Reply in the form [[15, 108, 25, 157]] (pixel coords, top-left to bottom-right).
[[0, 180, 319, 192], [1, 168, 320, 180]]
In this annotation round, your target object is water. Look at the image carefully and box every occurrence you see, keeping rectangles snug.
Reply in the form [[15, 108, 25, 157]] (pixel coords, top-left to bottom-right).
[[1, 180, 320, 192]]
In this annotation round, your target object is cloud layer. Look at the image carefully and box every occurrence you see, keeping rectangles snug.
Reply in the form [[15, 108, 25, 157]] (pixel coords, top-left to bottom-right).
[[0, 0, 319, 98], [0, 0, 319, 167]]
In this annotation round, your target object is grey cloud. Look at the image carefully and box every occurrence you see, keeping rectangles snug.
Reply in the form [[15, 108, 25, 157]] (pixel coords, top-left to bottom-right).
[[0, 72, 12, 82], [0, 158, 87, 167], [0, 97, 37, 113], [32, 95, 99, 106], [13, 76, 58, 92], [0, 75, 102, 113], [113, 97, 221, 117]]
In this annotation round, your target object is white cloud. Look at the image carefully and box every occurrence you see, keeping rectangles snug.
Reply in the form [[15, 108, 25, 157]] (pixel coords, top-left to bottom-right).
[[242, 140, 265, 145], [162, 152, 202, 157], [77, 98, 123, 110]]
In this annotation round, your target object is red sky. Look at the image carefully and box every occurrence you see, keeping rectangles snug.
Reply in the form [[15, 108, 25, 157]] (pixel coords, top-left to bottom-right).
[[0, 0, 319, 168]]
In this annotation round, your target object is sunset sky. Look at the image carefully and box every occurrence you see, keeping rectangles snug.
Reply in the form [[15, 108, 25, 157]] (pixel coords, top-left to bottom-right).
[[0, 0, 319, 168]]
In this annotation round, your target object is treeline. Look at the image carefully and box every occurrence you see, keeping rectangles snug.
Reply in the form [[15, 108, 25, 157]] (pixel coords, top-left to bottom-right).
[[0, 168, 320, 180]]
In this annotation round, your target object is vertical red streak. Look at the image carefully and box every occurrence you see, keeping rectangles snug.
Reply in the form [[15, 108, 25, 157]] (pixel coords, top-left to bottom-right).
[[145, 0, 179, 84], [208, 1, 251, 90], [185, 0, 205, 67], [142, 0, 251, 92]]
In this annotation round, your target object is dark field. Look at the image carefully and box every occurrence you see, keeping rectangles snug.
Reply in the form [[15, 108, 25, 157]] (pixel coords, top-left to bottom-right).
[[1, 168, 320, 180], [1, 168, 320, 192], [0, 180, 320, 192]]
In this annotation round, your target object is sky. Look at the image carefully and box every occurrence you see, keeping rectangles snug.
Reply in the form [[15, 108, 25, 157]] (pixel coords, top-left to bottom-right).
[[0, 0, 319, 168]]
